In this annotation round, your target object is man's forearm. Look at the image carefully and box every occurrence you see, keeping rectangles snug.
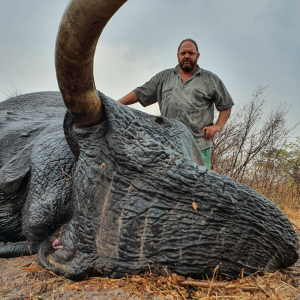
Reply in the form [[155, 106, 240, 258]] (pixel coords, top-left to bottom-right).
[[215, 108, 231, 130], [118, 91, 139, 106]]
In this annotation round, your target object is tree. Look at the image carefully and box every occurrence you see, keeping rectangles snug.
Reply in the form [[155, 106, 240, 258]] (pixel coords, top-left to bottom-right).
[[211, 86, 297, 181], [211, 86, 300, 209], [262, 139, 300, 195]]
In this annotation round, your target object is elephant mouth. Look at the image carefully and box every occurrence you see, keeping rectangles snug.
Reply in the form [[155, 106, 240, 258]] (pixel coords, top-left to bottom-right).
[[39, 234, 76, 275], [49, 236, 74, 264], [39, 229, 97, 280], [52, 238, 64, 249]]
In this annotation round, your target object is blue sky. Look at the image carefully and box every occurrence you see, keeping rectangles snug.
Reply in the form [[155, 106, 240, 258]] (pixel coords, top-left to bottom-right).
[[0, 0, 299, 136]]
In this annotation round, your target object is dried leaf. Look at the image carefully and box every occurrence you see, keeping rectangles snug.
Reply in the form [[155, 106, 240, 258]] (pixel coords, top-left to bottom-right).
[[192, 202, 197, 211], [21, 267, 44, 272], [195, 291, 207, 297], [65, 285, 82, 291]]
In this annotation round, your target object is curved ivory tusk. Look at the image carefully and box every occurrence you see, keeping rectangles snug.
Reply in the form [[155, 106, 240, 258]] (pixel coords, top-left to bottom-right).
[[56, 0, 127, 127]]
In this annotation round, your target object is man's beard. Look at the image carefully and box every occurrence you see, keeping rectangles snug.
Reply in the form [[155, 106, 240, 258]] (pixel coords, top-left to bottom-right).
[[179, 59, 197, 72]]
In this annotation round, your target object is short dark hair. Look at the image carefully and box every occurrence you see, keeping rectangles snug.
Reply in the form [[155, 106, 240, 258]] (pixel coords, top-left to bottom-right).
[[178, 39, 199, 53]]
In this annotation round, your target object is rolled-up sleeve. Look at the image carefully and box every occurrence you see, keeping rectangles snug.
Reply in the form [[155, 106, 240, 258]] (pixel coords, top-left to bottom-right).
[[134, 74, 160, 107], [211, 76, 234, 111]]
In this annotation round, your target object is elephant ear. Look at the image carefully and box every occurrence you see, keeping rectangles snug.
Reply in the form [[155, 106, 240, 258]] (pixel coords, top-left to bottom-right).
[[0, 142, 33, 194]]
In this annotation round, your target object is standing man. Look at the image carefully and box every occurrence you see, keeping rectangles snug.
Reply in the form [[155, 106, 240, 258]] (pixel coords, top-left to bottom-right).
[[118, 39, 234, 169]]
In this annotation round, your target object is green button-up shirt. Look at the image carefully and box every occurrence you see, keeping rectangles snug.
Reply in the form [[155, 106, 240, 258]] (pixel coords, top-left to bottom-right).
[[134, 64, 234, 150]]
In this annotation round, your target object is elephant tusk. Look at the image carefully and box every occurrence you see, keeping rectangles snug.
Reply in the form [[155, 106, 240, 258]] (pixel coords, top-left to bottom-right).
[[55, 0, 128, 127]]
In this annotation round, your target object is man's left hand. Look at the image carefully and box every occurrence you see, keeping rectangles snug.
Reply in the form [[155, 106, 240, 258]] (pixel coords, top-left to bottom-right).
[[200, 108, 232, 140], [200, 125, 222, 140]]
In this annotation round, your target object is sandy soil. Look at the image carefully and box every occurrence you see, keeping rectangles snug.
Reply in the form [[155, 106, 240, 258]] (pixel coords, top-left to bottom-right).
[[0, 254, 134, 300]]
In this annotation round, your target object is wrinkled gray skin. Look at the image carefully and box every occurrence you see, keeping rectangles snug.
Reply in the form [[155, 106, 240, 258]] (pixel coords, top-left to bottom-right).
[[0, 91, 298, 281], [0, 92, 74, 250]]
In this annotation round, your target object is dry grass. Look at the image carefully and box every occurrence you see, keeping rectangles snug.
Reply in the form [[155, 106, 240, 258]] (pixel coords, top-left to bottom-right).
[[66, 266, 300, 300], [12, 263, 300, 300], [283, 209, 300, 229], [246, 182, 300, 212]]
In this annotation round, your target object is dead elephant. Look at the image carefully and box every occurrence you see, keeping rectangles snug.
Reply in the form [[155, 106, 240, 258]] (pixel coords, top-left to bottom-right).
[[0, 0, 298, 281]]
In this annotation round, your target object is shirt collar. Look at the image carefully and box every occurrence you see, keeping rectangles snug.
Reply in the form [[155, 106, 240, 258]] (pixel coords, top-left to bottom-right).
[[174, 64, 201, 75]]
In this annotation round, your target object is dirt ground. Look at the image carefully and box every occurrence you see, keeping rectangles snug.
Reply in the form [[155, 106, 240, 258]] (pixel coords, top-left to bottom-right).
[[0, 253, 135, 300], [1, 231, 299, 300]]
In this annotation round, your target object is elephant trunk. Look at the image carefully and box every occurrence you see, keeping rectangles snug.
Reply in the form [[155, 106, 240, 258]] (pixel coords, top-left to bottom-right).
[[55, 0, 127, 127]]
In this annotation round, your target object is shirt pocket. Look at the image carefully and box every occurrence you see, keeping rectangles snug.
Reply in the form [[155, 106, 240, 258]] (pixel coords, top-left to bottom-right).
[[162, 86, 174, 101], [193, 85, 210, 101]]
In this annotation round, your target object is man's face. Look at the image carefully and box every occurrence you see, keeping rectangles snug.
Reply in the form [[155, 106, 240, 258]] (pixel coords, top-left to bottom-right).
[[177, 41, 200, 72]]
